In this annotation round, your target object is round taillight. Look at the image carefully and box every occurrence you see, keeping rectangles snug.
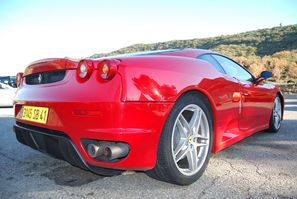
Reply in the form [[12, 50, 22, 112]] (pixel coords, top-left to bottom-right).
[[16, 72, 23, 87], [77, 60, 93, 82], [98, 60, 118, 81], [79, 63, 87, 78]]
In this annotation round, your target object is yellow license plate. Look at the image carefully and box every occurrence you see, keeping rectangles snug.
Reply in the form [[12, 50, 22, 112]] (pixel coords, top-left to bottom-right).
[[18, 106, 49, 124]]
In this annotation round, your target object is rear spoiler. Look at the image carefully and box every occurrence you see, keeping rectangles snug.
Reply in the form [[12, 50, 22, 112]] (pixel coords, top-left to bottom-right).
[[24, 58, 79, 76]]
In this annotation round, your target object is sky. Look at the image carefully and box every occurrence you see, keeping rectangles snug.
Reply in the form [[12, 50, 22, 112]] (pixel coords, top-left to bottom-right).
[[0, 0, 296, 75]]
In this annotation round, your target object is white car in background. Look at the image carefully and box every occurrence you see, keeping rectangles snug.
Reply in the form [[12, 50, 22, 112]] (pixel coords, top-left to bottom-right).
[[0, 82, 16, 107]]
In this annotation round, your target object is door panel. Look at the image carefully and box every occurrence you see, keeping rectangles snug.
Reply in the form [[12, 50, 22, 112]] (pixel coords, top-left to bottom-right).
[[207, 75, 242, 151], [239, 82, 275, 132], [210, 54, 273, 133], [200, 53, 276, 151], [198, 54, 242, 150]]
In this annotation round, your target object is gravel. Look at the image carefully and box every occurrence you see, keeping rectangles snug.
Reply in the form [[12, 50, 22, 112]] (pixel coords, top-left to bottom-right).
[[0, 97, 296, 199]]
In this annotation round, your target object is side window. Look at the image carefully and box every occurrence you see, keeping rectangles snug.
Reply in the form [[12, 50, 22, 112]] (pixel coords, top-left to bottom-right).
[[198, 54, 226, 74], [212, 55, 254, 82]]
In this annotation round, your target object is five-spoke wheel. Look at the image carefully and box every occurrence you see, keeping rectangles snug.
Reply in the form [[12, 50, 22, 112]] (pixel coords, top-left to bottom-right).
[[269, 95, 282, 132], [146, 93, 213, 185], [171, 104, 210, 176]]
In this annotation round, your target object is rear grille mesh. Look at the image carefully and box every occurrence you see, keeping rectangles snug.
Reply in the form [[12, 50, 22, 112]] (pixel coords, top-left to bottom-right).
[[25, 70, 66, 85]]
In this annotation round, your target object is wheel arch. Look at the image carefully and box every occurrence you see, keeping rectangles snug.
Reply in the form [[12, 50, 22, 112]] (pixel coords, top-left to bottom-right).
[[174, 88, 217, 152], [148, 88, 217, 184], [179, 89, 215, 125]]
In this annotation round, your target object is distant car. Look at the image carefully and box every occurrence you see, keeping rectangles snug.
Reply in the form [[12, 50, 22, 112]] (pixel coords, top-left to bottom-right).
[[0, 76, 17, 88], [0, 82, 16, 107], [13, 49, 283, 185]]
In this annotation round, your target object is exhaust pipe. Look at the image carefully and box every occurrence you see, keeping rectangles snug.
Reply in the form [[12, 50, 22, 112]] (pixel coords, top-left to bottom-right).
[[104, 143, 130, 160], [87, 142, 108, 158]]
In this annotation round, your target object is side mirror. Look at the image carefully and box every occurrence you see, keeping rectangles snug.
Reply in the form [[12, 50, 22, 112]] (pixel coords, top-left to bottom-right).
[[257, 71, 273, 83], [259, 71, 273, 79]]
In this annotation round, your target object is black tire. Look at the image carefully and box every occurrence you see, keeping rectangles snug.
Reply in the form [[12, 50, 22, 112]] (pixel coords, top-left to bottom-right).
[[146, 92, 213, 185], [268, 95, 282, 133]]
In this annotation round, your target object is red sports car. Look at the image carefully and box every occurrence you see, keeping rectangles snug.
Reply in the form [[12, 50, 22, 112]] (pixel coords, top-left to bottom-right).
[[13, 49, 284, 185]]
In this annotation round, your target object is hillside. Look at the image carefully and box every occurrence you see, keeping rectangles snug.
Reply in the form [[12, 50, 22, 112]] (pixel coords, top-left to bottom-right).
[[91, 24, 297, 84]]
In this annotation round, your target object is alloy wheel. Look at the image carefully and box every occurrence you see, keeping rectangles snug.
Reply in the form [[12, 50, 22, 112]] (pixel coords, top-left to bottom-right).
[[273, 97, 282, 130], [171, 104, 210, 176]]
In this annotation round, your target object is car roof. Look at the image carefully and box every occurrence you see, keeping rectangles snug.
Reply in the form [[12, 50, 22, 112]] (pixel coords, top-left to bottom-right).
[[156, 48, 212, 58], [98, 48, 212, 59]]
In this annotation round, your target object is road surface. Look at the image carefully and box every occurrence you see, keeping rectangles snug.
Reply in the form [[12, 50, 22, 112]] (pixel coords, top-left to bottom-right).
[[0, 97, 296, 199]]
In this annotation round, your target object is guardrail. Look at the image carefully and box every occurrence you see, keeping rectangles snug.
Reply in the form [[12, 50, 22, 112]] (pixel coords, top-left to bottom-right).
[[284, 94, 297, 99], [274, 84, 297, 94]]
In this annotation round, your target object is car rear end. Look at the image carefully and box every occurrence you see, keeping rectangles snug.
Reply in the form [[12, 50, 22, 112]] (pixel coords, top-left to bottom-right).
[[13, 57, 171, 174]]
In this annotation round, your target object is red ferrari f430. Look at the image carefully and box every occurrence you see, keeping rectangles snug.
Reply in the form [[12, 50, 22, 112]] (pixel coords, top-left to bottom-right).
[[13, 49, 284, 185]]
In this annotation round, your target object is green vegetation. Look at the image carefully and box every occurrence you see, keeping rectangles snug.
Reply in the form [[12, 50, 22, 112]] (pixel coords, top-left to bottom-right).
[[91, 24, 297, 84]]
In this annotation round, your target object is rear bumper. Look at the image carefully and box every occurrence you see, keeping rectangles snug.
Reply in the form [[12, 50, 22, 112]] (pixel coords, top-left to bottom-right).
[[14, 122, 121, 175], [14, 101, 173, 170]]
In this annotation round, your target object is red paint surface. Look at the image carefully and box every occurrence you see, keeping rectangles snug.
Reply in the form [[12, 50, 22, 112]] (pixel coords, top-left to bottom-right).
[[14, 49, 283, 170]]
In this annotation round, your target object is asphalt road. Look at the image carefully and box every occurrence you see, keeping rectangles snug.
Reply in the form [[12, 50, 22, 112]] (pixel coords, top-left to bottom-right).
[[0, 97, 296, 199]]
